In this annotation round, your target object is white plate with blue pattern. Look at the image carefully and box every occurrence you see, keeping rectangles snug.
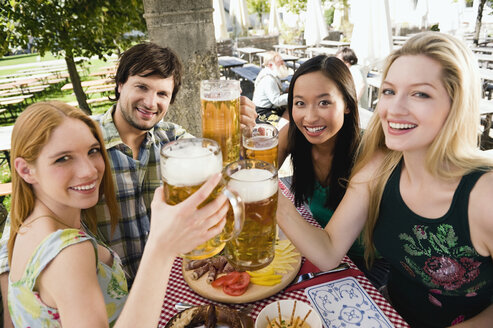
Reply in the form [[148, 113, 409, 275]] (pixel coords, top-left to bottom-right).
[[304, 276, 394, 328]]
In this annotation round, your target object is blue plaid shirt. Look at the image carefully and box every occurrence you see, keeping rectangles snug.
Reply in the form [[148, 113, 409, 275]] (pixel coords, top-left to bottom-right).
[[92, 106, 192, 285], [0, 106, 192, 286]]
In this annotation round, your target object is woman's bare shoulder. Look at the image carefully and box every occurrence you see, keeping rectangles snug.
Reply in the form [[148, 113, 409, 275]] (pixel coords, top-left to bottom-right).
[[469, 170, 493, 257], [350, 150, 387, 184]]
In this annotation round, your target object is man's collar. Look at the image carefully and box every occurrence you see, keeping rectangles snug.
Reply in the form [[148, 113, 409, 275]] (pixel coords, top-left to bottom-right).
[[99, 104, 157, 149]]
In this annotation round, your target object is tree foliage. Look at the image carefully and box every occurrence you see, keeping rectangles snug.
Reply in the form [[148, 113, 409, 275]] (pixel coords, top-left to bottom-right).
[[0, 0, 146, 114], [278, 0, 307, 14], [247, 0, 270, 27]]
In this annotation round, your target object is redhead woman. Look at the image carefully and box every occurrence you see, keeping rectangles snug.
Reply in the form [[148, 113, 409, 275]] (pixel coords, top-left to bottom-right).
[[7, 101, 228, 327]]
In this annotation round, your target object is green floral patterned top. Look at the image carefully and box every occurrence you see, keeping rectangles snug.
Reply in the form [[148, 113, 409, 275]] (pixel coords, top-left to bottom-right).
[[8, 229, 128, 327], [374, 162, 493, 327]]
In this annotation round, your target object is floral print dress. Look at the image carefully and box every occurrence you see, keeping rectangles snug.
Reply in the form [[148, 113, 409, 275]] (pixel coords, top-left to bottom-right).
[[374, 163, 493, 327], [8, 229, 128, 327]]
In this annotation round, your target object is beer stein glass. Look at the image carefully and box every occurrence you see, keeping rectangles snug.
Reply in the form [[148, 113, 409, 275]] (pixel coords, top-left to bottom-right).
[[242, 123, 279, 168], [160, 138, 244, 260], [200, 80, 241, 166], [223, 159, 278, 271]]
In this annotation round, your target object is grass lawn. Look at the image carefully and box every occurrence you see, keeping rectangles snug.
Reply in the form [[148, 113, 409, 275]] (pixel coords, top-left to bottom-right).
[[1, 52, 118, 211]]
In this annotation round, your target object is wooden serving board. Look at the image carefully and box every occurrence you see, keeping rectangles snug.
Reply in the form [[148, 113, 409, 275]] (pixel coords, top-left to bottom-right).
[[182, 249, 301, 304]]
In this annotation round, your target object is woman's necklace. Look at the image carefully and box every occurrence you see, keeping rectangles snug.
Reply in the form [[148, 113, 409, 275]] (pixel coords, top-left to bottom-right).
[[22, 200, 82, 230], [23, 214, 81, 230]]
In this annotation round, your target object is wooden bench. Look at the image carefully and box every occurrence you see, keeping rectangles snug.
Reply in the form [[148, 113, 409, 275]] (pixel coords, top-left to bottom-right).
[[231, 64, 261, 83], [67, 97, 111, 107]]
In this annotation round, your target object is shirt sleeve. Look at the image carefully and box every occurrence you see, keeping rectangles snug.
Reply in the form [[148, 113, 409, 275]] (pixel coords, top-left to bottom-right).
[[259, 75, 288, 108], [0, 215, 11, 274]]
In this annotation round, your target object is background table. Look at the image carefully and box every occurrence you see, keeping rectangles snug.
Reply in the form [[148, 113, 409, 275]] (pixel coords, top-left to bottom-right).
[[158, 180, 409, 327], [236, 47, 266, 63]]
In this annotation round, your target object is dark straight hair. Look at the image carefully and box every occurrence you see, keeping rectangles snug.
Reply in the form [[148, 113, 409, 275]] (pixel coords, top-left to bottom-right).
[[287, 55, 360, 211], [112, 42, 183, 103]]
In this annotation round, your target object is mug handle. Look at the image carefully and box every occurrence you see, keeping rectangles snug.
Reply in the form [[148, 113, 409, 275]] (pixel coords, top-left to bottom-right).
[[222, 188, 244, 238]]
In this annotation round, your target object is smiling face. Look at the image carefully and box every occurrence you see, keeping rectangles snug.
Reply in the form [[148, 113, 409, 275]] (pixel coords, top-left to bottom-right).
[[291, 71, 348, 147], [378, 55, 451, 153], [29, 118, 105, 213], [116, 73, 174, 131]]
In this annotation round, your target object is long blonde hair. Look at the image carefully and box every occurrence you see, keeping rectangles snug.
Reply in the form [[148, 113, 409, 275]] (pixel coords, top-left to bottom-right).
[[8, 101, 120, 264], [351, 32, 493, 265]]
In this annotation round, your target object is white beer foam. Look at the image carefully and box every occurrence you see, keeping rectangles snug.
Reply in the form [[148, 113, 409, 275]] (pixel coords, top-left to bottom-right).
[[202, 96, 238, 102], [243, 136, 278, 151], [228, 168, 277, 203], [161, 147, 222, 186]]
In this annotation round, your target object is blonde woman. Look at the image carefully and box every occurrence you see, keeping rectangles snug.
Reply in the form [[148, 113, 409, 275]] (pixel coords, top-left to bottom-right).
[[277, 32, 493, 327], [7, 101, 228, 327]]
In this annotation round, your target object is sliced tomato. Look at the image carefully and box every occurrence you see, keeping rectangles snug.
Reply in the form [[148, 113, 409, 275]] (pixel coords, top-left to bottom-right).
[[223, 284, 248, 296], [211, 271, 240, 288], [226, 272, 250, 290]]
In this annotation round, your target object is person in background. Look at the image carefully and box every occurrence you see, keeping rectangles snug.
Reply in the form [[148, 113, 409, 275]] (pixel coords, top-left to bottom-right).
[[0, 42, 257, 327], [7, 101, 228, 327], [277, 55, 389, 289], [336, 47, 369, 109], [253, 51, 291, 127], [277, 32, 493, 327]]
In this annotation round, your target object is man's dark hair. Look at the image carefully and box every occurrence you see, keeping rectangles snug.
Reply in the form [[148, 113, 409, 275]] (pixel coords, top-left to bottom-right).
[[113, 43, 183, 103], [336, 47, 358, 66]]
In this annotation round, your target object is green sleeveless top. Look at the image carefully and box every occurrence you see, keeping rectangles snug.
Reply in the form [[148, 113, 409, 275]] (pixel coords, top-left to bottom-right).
[[374, 163, 493, 327], [8, 229, 128, 327], [308, 182, 365, 258]]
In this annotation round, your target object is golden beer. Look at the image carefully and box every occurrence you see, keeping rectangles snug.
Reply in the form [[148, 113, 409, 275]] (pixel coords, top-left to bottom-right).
[[160, 138, 243, 260], [242, 123, 279, 167], [201, 80, 241, 166], [243, 136, 279, 168], [224, 162, 278, 271]]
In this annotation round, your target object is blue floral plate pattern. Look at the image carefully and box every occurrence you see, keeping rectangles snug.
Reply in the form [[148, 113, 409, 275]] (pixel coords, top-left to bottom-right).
[[304, 277, 394, 328]]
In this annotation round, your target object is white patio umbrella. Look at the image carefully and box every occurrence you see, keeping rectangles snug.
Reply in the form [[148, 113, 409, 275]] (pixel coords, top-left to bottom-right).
[[229, 0, 250, 36], [350, 0, 393, 70], [213, 0, 229, 41], [304, 0, 328, 46], [414, 0, 429, 29], [388, 0, 415, 33], [268, 0, 281, 35], [427, 0, 461, 36]]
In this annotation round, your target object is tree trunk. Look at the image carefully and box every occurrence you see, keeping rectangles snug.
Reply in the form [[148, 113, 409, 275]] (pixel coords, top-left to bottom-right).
[[474, 0, 486, 46], [64, 54, 91, 115], [142, 0, 219, 136]]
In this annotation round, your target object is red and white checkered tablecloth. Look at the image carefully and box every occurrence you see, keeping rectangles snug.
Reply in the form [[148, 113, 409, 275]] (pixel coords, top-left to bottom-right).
[[158, 180, 410, 328]]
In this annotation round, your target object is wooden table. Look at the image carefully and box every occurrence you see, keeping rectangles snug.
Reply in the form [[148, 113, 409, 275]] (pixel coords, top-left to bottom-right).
[[218, 56, 247, 78], [0, 125, 13, 169], [476, 54, 493, 68], [274, 44, 308, 56], [480, 99, 493, 142], [306, 47, 337, 58], [318, 40, 350, 48], [236, 47, 266, 63], [479, 68, 493, 82], [61, 78, 113, 91], [366, 75, 382, 109], [256, 53, 299, 68], [471, 46, 493, 55], [157, 179, 410, 327], [0, 94, 32, 107]]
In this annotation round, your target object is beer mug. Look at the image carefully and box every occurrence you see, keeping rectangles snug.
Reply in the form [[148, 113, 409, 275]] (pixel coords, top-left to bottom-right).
[[160, 138, 244, 260], [200, 80, 241, 166], [242, 123, 279, 168], [223, 159, 278, 271]]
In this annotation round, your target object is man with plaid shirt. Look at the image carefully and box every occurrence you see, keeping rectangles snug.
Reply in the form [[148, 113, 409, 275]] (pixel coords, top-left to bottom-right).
[[0, 42, 257, 327]]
